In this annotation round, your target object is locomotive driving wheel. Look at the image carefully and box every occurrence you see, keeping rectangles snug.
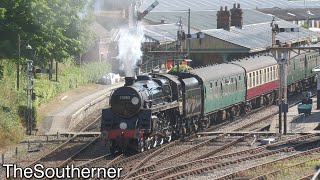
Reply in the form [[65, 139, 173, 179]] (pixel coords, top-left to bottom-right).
[[145, 138, 152, 150], [152, 137, 157, 148], [138, 138, 145, 153], [166, 133, 172, 142], [201, 117, 210, 129]]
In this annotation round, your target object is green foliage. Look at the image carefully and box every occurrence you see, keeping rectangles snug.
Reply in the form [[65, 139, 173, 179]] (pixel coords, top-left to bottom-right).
[[0, 8, 6, 19], [0, 0, 95, 62], [0, 59, 110, 147], [34, 61, 110, 106], [0, 60, 25, 146], [168, 64, 192, 72]]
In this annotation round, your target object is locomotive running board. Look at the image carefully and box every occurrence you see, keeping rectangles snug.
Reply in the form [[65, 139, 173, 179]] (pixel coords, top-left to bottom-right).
[[150, 101, 179, 112]]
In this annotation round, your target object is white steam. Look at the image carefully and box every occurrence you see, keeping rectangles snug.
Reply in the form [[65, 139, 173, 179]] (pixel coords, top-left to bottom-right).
[[116, 23, 145, 77]]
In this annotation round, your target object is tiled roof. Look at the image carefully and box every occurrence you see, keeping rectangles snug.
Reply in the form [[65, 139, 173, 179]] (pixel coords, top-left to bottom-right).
[[202, 21, 319, 52], [144, 9, 281, 31]]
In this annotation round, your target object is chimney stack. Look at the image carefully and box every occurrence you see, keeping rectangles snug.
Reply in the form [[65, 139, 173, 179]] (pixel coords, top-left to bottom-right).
[[124, 77, 135, 86], [230, 3, 243, 28], [217, 6, 231, 31]]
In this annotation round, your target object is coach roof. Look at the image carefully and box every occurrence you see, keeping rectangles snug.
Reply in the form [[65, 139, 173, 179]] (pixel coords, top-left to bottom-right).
[[189, 63, 244, 82], [232, 54, 277, 72]]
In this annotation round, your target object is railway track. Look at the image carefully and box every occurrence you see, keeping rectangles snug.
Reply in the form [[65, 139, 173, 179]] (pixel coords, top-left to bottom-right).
[[158, 137, 320, 180], [78, 143, 177, 179], [215, 140, 320, 179], [26, 115, 101, 168], [126, 134, 318, 179], [125, 134, 253, 179], [251, 156, 320, 180]]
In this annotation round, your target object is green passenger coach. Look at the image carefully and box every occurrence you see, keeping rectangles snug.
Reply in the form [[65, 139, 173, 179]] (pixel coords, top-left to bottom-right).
[[190, 64, 246, 115]]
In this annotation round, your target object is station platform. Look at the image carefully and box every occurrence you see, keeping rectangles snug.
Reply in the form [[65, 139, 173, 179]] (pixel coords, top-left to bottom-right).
[[42, 82, 124, 135], [269, 97, 320, 133]]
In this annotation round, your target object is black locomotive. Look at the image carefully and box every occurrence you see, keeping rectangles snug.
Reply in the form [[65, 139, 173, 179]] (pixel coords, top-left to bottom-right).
[[101, 74, 188, 153]]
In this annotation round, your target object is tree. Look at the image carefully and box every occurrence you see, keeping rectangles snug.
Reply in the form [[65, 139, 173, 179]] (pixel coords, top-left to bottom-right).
[[0, 0, 95, 63]]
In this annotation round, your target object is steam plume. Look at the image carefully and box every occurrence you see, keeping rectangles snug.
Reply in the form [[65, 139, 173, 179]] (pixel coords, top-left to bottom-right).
[[116, 23, 144, 77]]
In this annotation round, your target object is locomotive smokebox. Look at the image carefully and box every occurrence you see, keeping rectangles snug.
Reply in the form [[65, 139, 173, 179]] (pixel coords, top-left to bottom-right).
[[124, 77, 135, 86]]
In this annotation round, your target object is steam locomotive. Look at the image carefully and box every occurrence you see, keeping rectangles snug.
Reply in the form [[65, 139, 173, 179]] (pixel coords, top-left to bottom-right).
[[101, 51, 320, 153]]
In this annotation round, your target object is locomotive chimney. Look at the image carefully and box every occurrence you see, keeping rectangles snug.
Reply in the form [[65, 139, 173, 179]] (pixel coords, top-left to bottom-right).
[[124, 77, 135, 86]]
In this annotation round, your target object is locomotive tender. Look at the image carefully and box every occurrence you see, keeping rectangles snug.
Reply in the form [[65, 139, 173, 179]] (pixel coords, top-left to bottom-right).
[[101, 51, 320, 153]]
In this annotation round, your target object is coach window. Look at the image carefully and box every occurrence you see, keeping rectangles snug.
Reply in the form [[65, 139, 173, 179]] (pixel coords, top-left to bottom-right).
[[267, 68, 269, 82], [235, 79, 238, 90], [264, 69, 266, 82], [273, 66, 276, 80], [230, 78, 234, 91], [255, 71, 258, 85], [210, 82, 213, 89], [260, 70, 262, 84], [248, 73, 251, 88], [253, 72, 256, 87]]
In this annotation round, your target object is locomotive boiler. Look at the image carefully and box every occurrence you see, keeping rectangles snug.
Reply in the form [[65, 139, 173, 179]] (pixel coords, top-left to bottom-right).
[[101, 75, 181, 153]]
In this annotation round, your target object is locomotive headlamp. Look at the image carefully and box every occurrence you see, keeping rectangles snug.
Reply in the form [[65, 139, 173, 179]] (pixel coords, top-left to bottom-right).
[[131, 96, 139, 105], [120, 122, 127, 130]]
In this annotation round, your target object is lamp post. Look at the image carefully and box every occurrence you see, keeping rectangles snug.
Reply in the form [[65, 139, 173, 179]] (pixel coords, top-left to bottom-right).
[[25, 44, 34, 135]]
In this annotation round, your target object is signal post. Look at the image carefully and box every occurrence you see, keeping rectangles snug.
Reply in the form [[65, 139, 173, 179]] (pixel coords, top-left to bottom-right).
[[270, 18, 320, 135]]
